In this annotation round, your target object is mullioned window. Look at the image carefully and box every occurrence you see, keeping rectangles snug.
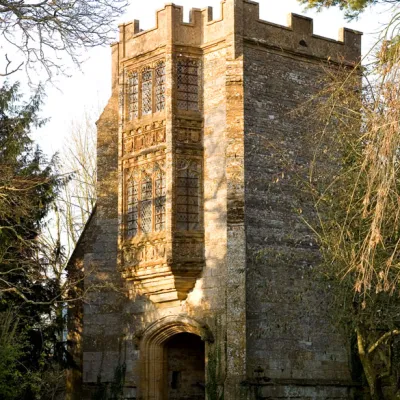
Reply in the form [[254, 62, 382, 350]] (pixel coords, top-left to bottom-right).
[[176, 159, 201, 231], [126, 164, 166, 237], [155, 61, 166, 112], [177, 59, 199, 111], [142, 67, 153, 116], [128, 72, 139, 120]]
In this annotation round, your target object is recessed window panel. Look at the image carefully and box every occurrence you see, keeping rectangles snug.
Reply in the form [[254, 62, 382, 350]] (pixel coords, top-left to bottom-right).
[[177, 59, 199, 111], [142, 67, 152, 116], [128, 72, 139, 120], [155, 61, 166, 112], [176, 161, 201, 231], [127, 179, 139, 237]]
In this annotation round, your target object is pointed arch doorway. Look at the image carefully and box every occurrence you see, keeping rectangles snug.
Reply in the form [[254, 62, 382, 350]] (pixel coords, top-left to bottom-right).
[[138, 316, 213, 400], [166, 332, 205, 399]]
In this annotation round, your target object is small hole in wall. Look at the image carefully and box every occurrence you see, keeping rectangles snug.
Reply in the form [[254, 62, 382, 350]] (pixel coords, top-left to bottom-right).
[[171, 371, 180, 389], [299, 40, 308, 47]]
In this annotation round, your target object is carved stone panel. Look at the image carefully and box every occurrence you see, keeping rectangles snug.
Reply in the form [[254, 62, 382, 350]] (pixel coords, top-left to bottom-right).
[[123, 238, 166, 266], [123, 120, 166, 155], [173, 239, 204, 263], [176, 127, 202, 145]]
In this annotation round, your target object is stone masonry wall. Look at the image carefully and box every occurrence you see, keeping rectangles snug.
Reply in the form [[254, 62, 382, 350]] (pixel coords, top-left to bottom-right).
[[244, 46, 353, 399], [66, 209, 96, 400], [80, 93, 129, 398]]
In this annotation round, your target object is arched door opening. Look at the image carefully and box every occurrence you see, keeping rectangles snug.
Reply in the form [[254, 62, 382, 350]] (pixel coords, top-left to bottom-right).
[[165, 332, 205, 400], [138, 315, 213, 400]]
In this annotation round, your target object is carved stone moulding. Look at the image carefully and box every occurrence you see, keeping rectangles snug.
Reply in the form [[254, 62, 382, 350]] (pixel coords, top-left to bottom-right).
[[123, 120, 166, 155], [125, 267, 203, 303], [134, 273, 201, 303], [172, 239, 204, 262], [175, 118, 203, 146], [123, 149, 166, 169], [122, 238, 167, 266], [176, 118, 203, 129], [121, 236, 204, 303], [175, 127, 202, 145]]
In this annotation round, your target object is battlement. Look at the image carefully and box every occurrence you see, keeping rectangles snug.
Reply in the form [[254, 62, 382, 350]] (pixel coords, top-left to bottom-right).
[[116, 0, 361, 63], [243, 0, 361, 63]]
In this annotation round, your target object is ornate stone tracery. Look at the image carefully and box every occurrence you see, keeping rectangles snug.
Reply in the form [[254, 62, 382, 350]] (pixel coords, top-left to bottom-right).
[[126, 59, 166, 121], [123, 120, 166, 155], [141, 66, 153, 116], [128, 71, 139, 120], [123, 238, 166, 266], [155, 60, 166, 112], [176, 158, 202, 231], [177, 58, 200, 111], [125, 160, 166, 238]]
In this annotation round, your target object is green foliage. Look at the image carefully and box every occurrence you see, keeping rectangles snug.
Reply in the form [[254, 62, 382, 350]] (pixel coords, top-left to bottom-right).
[[0, 310, 24, 400], [0, 81, 60, 302], [306, 30, 400, 397], [298, 0, 397, 19], [0, 82, 70, 399]]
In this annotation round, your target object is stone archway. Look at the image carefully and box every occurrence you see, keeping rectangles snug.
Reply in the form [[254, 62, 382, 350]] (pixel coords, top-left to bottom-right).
[[138, 315, 213, 400]]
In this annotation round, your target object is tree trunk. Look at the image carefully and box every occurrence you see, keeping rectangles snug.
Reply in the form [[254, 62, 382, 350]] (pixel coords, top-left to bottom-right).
[[356, 328, 384, 400]]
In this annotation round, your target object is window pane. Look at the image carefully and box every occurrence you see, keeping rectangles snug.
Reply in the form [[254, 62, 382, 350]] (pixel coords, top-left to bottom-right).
[[142, 67, 152, 115], [176, 161, 201, 231], [140, 200, 152, 233], [155, 168, 166, 231], [141, 175, 152, 200], [128, 72, 139, 120], [127, 179, 139, 237], [155, 61, 166, 112], [177, 59, 199, 111]]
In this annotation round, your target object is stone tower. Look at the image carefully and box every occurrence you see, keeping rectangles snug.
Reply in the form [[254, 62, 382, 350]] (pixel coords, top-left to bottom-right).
[[67, 1, 362, 399]]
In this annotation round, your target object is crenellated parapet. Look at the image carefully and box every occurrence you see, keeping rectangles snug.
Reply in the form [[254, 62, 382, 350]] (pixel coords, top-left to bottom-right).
[[243, 0, 361, 64], [115, 0, 361, 64]]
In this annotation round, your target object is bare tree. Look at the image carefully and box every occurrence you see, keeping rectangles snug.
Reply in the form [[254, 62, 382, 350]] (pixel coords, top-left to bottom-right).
[[42, 108, 97, 264], [60, 109, 96, 251], [305, 31, 400, 400], [0, 0, 128, 81]]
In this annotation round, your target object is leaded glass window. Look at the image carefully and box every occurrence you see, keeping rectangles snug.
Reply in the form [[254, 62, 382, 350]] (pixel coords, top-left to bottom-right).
[[177, 161, 201, 231], [128, 72, 139, 120], [155, 61, 166, 112], [127, 178, 139, 237], [142, 67, 152, 116], [177, 59, 199, 111], [140, 174, 152, 233], [155, 168, 166, 231]]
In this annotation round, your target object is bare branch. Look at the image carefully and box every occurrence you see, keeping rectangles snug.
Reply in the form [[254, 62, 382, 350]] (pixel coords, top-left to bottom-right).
[[368, 329, 400, 354], [0, 53, 23, 76], [0, 0, 128, 81]]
